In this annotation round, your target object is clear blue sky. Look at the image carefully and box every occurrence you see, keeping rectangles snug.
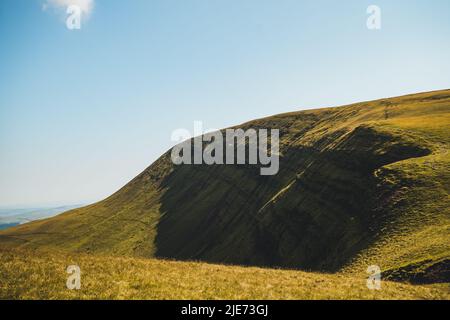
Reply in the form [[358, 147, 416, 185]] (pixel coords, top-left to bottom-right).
[[0, 0, 449, 207]]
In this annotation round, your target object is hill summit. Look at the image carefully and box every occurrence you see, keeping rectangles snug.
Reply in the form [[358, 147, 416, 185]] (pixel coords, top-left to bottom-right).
[[1, 89, 449, 284]]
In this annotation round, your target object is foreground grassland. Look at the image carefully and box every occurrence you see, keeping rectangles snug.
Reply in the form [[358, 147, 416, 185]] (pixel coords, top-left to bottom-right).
[[0, 247, 448, 300]]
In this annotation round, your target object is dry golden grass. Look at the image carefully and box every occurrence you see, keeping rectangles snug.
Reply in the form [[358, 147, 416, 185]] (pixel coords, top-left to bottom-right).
[[0, 247, 448, 300]]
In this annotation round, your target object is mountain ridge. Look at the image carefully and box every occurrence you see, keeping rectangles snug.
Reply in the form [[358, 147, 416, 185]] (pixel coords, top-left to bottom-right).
[[1, 89, 449, 284]]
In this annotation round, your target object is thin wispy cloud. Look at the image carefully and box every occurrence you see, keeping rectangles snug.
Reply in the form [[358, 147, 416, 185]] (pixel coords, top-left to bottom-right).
[[42, 0, 95, 18]]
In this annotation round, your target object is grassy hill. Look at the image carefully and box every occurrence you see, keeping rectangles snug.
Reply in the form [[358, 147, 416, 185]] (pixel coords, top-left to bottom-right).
[[1, 89, 449, 287], [1, 246, 448, 300]]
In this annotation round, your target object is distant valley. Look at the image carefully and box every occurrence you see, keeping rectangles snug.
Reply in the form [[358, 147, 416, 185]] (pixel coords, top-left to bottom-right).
[[0, 205, 83, 230]]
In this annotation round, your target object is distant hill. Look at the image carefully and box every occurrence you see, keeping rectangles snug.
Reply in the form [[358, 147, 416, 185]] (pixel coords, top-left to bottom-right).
[[0, 205, 83, 227], [0, 223, 19, 231], [1, 89, 449, 284]]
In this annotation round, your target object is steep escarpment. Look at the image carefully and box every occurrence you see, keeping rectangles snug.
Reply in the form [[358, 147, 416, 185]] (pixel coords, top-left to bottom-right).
[[1, 89, 449, 283], [154, 124, 430, 272]]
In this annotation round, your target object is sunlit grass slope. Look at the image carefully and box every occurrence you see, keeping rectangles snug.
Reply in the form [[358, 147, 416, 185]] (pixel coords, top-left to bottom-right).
[[1, 89, 449, 284], [0, 247, 448, 300]]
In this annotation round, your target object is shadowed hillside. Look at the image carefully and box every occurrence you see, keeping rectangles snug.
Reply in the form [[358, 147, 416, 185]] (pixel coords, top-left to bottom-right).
[[1, 89, 449, 284]]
